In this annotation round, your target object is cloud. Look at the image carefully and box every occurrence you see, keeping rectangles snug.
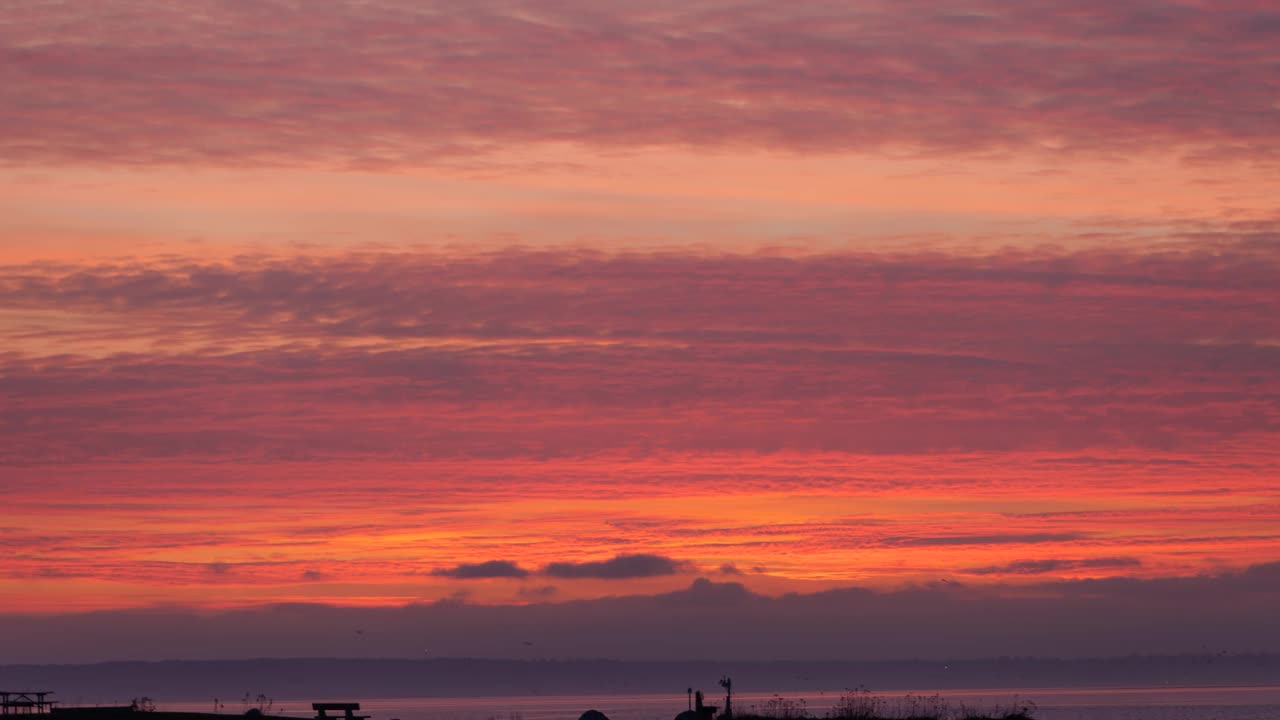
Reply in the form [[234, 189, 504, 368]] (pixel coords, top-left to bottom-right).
[[3, 241, 1278, 606], [434, 590, 472, 606], [3, 565, 1280, 664], [963, 557, 1144, 576], [1, 237, 1277, 465], [3, 1, 1280, 168], [880, 533, 1087, 548], [661, 577, 753, 607], [431, 561, 530, 580], [544, 554, 691, 579], [518, 585, 558, 600]]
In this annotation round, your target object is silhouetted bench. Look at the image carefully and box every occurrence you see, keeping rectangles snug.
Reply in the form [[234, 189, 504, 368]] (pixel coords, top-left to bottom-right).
[[313, 703, 369, 720]]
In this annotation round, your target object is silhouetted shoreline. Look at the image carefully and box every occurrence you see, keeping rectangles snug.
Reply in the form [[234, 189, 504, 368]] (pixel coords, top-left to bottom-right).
[[10, 691, 1040, 720]]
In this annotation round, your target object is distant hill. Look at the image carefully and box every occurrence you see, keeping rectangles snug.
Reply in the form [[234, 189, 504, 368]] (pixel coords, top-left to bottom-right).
[[3, 655, 1278, 705]]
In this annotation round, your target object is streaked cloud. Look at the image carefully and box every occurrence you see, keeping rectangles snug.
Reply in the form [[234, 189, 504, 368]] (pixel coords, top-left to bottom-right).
[[963, 557, 1144, 576], [879, 533, 1087, 548], [2, 239, 1276, 465], [3, 1, 1280, 169], [1, 237, 1276, 611]]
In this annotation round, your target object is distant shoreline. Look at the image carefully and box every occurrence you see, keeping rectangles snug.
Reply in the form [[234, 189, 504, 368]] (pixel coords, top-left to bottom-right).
[[3, 654, 1277, 703]]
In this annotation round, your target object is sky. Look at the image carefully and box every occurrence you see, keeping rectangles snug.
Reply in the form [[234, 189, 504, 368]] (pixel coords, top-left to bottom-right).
[[1, 0, 1279, 663]]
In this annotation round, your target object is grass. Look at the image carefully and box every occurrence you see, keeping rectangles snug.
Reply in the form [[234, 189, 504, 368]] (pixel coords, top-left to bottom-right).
[[737, 688, 1035, 720]]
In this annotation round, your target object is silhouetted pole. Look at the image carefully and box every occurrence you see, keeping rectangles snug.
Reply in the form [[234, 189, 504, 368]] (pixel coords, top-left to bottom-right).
[[719, 677, 733, 719]]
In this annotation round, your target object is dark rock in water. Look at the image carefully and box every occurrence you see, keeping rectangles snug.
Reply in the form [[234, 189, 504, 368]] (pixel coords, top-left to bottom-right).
[[578, 710, 610, 720]]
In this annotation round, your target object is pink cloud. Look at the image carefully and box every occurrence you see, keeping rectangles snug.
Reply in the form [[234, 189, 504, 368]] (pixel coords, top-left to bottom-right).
[[3, 239, 1278, 606], [3, 1, 1279, 168], [2, 240, 1278, 463]]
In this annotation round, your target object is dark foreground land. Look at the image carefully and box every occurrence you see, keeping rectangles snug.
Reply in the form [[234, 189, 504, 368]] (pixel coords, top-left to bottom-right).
[[55, 711, 297, 720], [27, 696, 1038, 720]]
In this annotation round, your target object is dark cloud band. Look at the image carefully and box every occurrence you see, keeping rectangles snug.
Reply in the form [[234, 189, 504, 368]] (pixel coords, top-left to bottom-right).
[[544, 554, 690, 579]]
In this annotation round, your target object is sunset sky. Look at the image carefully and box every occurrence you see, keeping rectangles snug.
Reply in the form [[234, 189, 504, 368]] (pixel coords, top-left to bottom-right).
[[2, 0, 1279, 662]]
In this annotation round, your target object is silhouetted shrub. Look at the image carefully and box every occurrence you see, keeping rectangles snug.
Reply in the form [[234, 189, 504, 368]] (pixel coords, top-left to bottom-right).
[[746, 696, 808, 720], [827, 687, 882, 720], [822, 688, 1035, 720]]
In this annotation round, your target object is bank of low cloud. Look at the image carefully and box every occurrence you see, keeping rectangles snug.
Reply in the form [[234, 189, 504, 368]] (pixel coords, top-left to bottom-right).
[[3, 564, 1278, 664]]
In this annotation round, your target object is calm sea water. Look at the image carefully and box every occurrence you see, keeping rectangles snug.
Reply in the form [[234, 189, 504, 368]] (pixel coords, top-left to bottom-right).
[[168, 686, 1280, 720]]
